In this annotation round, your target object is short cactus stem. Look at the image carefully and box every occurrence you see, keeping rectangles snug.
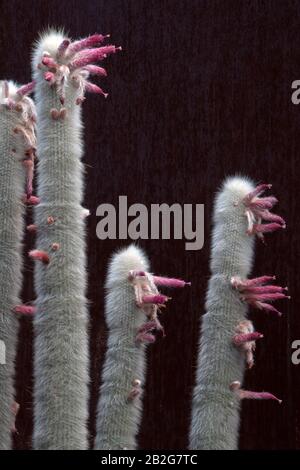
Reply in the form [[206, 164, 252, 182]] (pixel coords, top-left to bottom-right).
[[95, 245, 188, 450], [231, 275, 290, 316], [230, 381, 282, 403]]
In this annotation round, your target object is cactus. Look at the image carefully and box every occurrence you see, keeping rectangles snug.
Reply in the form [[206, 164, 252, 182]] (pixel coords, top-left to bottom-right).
[[30, 30, 120, 449], [94, 244, 190, 450], [189, 176, 287, 450], [0, 80, 36, 449]]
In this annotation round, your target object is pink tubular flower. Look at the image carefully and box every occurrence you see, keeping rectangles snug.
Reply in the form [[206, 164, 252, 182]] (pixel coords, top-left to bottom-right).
[[44, 71, 55, 82], [231, 275, 289, 316], [22, 195, 40, 205], [136, 331, 156, 344], [153, 276, 191, 288], [242, 183, 286, 240], [84, 82, 108, 98], [14, 305, 36, 315], [128, 270, 189, 340], [23, 159, 34, 197], [233, 331, 263, 345], [67, 34, 109, 55], [27, 224, 37, 233], [29, 250, 50, 265], [127, 387, 140, 402], [141, 294, 170, 305], [136, 319, 165, 344], [69, 46, 120, 70], [40, 34, 121, 106], [42, 56, 59, 69], [83, 65, 107, 76], [230, 381, 282, 403], [16, 81, 35, 97], [56, 39, 71, 59], [11, 401, 20, 433], [232, 320, 262, 369]]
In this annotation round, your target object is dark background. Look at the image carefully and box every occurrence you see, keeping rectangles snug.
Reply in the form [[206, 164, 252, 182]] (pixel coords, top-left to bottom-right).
[[0, 0, 299, 450]]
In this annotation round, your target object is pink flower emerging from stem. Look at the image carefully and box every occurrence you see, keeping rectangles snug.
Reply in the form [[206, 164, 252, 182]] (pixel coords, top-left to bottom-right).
[[84, 82, 108, 98], [14, 305, 36, 315], [40, 34, 121, 106], [230, 381, 282, 403], [136, 319, 165, 344], [27, 224, 37, 233], [11, 401, 20, 433], [142, 294, 170, 305], [23, 159, 34, 197], [70, 44, 121, 67], [231, 275, 289, 316], [22, 195, 40, 205], [129, 270, 189, 341], [29, 250, 50, 265], [242, 183, 286, 240], [16, 81, 36, 97], [127, 379, 142, 402], [232, 320, 263, 369], [67, 34, 110, 55], [153, 276, 191, 288], [233, 331, 264, 345], [56, 39, 71, 59], [44, 71, 55, 82], [83, 65, 107, 77]]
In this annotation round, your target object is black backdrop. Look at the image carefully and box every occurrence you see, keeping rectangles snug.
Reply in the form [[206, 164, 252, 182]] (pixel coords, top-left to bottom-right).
[[0, 0, 299, 450]]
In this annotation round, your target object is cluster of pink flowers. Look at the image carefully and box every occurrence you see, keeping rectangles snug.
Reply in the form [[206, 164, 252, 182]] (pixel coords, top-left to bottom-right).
[[231, 275, 290, 316], [1, 80, 36, 199], [38, 34, 122, 107], [128, 270, 190, 344], [243, 183, 286, 241]]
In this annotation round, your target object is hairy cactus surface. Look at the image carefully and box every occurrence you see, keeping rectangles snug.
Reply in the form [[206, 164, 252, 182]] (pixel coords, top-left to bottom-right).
[[31, 30, 120, 449], [0, 80, 36, 449], [95, 244, 190, 450], [189, 176, 287, 450]]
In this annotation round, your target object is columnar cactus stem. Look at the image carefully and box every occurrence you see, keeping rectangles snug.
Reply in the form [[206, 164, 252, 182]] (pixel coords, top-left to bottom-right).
[[189, 176, 286, 450], [31, 30, 120, 449], [0, 80, 36, 449], [94, 245, 189, 450]]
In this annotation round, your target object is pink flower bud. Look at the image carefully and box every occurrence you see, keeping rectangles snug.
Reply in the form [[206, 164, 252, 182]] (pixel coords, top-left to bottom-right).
[[153, 276, 191, 288], [14, 305, 36, 315], [29, 250, 50, 265]]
